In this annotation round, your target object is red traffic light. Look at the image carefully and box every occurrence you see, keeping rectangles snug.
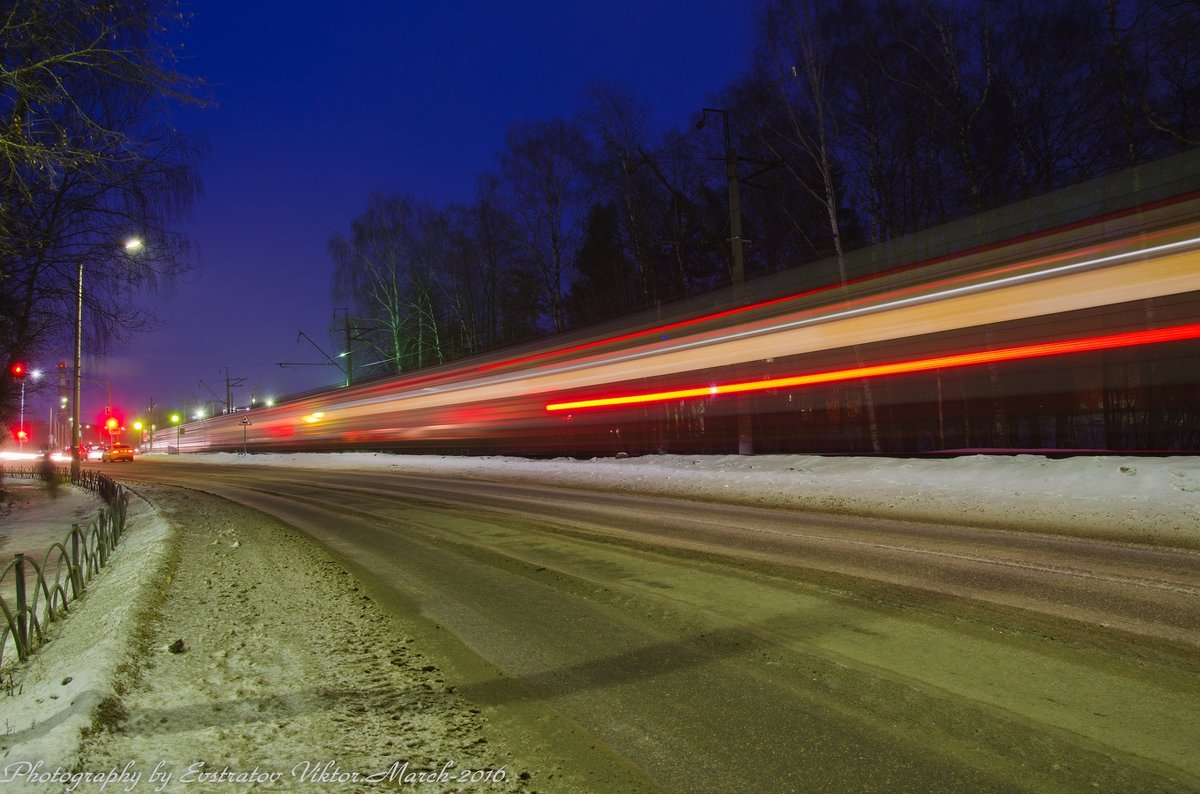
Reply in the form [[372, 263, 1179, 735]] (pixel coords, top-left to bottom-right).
[[10, 362, 26, 379]]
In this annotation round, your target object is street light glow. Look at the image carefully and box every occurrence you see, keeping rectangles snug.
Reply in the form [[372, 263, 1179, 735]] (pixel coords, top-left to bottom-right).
[[125, 237, 144, 253]]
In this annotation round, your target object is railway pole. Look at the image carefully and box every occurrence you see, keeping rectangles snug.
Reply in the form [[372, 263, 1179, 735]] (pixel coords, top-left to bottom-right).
[[701, 107, 752, 454]]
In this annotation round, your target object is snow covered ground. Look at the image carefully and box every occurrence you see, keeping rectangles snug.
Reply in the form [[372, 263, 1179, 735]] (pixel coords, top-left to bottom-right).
[[1, 451, 1197, 789], [175, 450, 1200, 545]]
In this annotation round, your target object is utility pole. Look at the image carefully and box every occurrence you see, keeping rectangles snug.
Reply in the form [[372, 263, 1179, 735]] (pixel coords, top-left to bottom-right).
[[145, 397, 156, 451], [701, 107, 751, 454], [71, 259, 84, 477], [335, 308, 353, 387], [55, 361, 67, 450], [700, 108, 745, 292], [220, 367, 246, 413]]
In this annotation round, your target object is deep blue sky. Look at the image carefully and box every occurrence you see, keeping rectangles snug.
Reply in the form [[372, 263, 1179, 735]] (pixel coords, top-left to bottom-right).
[[93, 1, 755, 422]]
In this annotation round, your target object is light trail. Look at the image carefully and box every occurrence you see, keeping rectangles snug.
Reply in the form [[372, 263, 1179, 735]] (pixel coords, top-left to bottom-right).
[[166, 198, 1200, 455], [545, 323, 1200, 412], [524, 234, 1200, 384], [469, 211, 1200, 375]]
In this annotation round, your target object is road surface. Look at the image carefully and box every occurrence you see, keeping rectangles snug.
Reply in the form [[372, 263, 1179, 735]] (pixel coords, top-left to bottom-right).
[[103, 459, 1200, 792]]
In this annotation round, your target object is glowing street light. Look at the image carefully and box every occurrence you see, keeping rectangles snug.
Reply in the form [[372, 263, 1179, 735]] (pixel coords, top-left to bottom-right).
[[73, 237, 144, 476]]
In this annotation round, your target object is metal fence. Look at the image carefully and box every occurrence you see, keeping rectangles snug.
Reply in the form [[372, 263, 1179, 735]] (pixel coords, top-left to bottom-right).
[[0, 467, 129, 671]]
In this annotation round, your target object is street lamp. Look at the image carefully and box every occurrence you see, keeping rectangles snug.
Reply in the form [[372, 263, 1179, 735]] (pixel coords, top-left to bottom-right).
[[170, 413, 180, 453], [72, 237, 142, 476]]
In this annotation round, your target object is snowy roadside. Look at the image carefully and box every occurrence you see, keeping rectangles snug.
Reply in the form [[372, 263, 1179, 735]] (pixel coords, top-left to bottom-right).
[[0, 451, 1197, 791], [1, 493, 174, 777], [165, 451, 1200, 547], [1, 482, 547, 793]]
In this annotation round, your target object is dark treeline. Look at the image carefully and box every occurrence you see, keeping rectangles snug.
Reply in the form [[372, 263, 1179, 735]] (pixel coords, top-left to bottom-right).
[[330, 0, 1198, 381]]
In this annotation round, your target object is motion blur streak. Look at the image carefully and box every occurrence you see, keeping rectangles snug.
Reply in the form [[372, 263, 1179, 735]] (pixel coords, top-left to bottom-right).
[[167, 191, 1200, 455], [545, 323, 1200, 412], [522, 242, 1200, 398], [473, 223, 1200, 376]]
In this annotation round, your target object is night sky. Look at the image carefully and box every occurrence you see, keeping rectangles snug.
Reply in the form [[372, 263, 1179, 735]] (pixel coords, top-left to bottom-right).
[[82, 0, 754, 424]]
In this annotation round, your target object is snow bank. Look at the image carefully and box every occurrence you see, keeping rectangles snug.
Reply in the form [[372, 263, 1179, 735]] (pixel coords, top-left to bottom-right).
[[171, 452, 1200, 547]]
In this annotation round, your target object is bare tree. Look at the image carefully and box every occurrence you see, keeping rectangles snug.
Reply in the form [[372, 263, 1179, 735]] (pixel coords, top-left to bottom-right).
[[1141, 0, 1200, 149], [757, 0, 883, 452], [759, 1, 853, 265], [578, 83, 667, 309], [455, 175, 526, 352], [0, 1, 202, 242], [1, 0, 204, 421], [330, 195, 444, 375], [500, 119, 593, 332]]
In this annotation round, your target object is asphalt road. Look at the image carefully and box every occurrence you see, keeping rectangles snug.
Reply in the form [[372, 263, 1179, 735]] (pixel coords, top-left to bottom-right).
[[107, 459, 1200, 793]]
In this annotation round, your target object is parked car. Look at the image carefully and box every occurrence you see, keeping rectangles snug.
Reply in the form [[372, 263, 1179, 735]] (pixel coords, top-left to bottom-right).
[[102, 443, 135, 463]]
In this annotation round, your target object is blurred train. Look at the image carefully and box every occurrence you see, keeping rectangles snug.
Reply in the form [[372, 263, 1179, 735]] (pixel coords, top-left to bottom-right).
[[172, 157, 1200, 456]]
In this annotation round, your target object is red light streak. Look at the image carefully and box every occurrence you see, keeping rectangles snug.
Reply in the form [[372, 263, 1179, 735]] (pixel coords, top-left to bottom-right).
[[545, 323, 1200, 412]]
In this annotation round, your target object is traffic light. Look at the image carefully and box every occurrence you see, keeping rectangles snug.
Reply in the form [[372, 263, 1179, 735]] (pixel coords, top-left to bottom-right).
[[105, 416, 120, 436], [10, 361, 26, 379]]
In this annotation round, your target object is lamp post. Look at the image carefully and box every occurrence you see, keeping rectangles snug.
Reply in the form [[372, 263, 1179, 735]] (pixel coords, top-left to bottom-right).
[[71, 258, 84, 475], [170, 413, 180, 454], [72, 238, 141, 476]]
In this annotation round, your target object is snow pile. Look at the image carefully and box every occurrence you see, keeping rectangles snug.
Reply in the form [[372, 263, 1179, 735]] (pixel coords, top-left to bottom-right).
[[179, 452, 1200, 547]]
